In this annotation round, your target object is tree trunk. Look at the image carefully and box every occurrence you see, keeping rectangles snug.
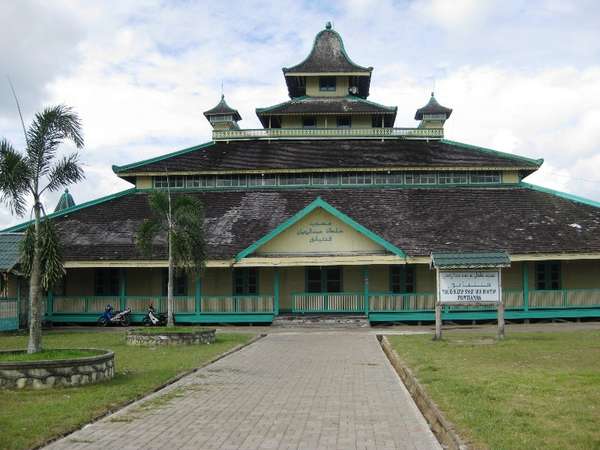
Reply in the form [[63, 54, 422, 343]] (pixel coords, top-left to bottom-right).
[[167, 228, 175, 327], [27, 201, 43, 353]]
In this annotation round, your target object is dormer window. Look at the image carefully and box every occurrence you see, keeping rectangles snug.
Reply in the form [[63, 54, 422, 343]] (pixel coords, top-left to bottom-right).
[[336, 116, 351, 128], [302, 116, 316, 128], [319, 76, 336, 92]]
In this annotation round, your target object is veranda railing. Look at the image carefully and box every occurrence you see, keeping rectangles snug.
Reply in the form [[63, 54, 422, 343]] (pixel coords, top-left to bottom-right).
[[50, 294, 273, 314], [292, 292, 364, 313], [0, 297, 18, 331]]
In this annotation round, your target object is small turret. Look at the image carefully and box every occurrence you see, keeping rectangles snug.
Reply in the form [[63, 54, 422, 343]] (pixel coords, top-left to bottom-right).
[[415, 92, 452, 129], [203, 95, 242, 130], [54, 188, 75, 212]]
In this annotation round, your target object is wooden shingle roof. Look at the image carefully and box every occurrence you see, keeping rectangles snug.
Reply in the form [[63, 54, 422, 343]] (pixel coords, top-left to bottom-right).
[[17, 186, 600, 261], [113, 139, 542, 176]]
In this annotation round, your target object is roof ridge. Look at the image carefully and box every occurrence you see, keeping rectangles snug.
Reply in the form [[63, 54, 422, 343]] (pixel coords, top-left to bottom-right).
[[520, 182, 600, 208], [441, 139, 543, 167], [2, 188, 138, 233], [113, 141, 216, 174]]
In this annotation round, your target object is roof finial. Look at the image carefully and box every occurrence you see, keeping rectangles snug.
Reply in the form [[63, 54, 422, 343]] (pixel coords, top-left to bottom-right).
[[220, 80, 224, 100], [325, 21, 332, 30]]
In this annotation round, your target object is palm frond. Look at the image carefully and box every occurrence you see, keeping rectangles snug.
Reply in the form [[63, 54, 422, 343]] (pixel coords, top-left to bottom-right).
[[0, 139, 30, 216], [43, 153, 85, 193], [20, 221, 65, 290], [136, 218, 161, 257], [148, 191, 170, 221], [26, 105, 84, 179]]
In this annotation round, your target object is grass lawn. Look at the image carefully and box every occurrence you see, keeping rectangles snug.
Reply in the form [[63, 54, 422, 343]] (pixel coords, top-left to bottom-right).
[[389, 330, 600, 450], [0, 329, 253, 450]]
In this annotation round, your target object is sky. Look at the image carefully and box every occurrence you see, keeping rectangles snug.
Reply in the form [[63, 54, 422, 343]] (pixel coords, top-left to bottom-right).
[[1, 0, 600, 228]]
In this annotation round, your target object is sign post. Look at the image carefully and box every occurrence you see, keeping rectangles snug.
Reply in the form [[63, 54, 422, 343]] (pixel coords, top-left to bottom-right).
[[434, 269, 504, 341]]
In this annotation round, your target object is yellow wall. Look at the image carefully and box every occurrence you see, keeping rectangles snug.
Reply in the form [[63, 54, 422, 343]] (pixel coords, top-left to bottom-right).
[[415, 265, 436, 292], [136, 177, 152, 189], [562, 260, 600, 289], [502, 171, 520, 184], [127, 268, 164, 295], [257, 208, 385, 257], [65, 269, 95, 296], [306, 76, 349, 97], [279, 266, 305, 310], [202, 268, 232, 296]]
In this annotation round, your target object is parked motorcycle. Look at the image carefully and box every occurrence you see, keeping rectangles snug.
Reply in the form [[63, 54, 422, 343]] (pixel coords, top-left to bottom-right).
[[97, 304, 131, 327], [142, 304, 167, 326]]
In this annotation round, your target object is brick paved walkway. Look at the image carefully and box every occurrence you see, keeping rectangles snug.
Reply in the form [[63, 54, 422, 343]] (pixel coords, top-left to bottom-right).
[[47, 333, 441, 450]]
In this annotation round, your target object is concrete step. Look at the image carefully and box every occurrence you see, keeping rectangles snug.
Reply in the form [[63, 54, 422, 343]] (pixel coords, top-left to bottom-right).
[[272, 314, 370, 328]]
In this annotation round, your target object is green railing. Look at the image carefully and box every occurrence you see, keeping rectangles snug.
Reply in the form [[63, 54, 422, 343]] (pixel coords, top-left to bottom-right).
[[201, 295, 273, 313], [368, 292, 436, 312], [529, 289, 600, 309], [292, 292, 364, 313], [0, 297, 18, 331], [51, 295, 273, 314], [368, 288, 600, 313], [212, 127, 444, 141]]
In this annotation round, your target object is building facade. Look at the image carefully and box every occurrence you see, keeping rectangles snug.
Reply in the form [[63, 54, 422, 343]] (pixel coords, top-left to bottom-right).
[[3, 23, 600, 325]]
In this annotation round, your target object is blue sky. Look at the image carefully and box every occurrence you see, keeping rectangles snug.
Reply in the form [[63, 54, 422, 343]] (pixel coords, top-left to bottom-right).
[[1, 0, 600, 228]]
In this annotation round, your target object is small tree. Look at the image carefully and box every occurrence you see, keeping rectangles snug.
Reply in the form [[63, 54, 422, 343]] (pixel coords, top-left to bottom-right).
[[136, 189, 206, 326], [0, 105, 84, 353]]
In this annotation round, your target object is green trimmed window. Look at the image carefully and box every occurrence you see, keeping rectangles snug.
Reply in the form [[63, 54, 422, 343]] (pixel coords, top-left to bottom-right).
[[306, 267, 342, 293], [94, 269, 120, 296], [161, 269, 188, 296], [233, 268, 258, 295], [390, 265, 416, 293], [535, 261, 561, 290], [319, 76, 336, 91]]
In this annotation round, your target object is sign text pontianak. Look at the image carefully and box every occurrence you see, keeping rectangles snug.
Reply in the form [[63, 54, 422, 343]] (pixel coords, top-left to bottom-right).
[[438, 271, 500, 303]]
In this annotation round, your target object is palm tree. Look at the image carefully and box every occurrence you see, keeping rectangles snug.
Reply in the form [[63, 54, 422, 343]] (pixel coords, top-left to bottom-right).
[[0, 105, 84, 353], [136, 188, 206, 327]]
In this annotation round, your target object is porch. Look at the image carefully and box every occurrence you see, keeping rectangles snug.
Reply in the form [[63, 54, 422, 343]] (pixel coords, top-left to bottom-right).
[[26, 260, 600, 324]]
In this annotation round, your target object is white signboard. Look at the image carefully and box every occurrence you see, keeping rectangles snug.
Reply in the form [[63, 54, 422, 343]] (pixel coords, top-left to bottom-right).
[[438, 270, 500, 304]]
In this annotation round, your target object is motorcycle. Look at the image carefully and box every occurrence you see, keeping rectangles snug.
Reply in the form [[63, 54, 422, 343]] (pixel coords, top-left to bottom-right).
[[142, 304, 167, 326], [97, 304, 131, 327]]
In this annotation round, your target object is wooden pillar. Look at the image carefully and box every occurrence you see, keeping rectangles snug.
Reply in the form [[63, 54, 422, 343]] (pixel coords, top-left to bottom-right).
[[119, 268, 127, 311], [497, 302, 505, 340], [434, 303, 442, 340], [195, 275, 202, 314], [274, 269, 280, 316], [363, 266, 369, 315], [522, 262, 529, 311], [434, 268, 442, 340], [497, 268, 505, 340]]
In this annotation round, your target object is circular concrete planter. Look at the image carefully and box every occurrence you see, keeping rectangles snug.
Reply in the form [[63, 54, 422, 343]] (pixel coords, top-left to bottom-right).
[[0, 349, 115, 389], [126, 329, 216, 346]]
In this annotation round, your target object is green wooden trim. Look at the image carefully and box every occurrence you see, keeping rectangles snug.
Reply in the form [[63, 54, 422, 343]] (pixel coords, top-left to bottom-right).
[[2, 188, 137, 233], [194, 275, 202, 313], [441, 139, 544, 167], [274, 269, 280, 315], [119, 269, 127, 311], [235, 197, 406, 261], [523, 262, 529, 311], [47, 289, 54, 317], [112, 141, 216, 174], [520, 182, 600, 209], [363, 266, 369, 315]]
